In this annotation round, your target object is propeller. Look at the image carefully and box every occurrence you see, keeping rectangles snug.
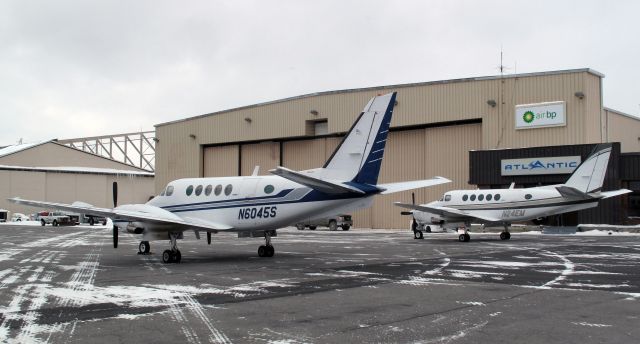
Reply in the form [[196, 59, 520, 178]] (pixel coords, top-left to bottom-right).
[[112, 181, 118, 248], [112, 181, 118, 208]]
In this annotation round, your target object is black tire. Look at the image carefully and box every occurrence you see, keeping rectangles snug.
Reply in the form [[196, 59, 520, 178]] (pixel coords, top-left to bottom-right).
[[415, 231, 424, 239], [464, 233, 471, 242], [341, 225, 350, 231], [500, 232, 507, 240], [258, 245, 267, 257], [296, 224, 305, 230], [162, 250, 173, 263], [459, 234, 466, 242], [52, 220, 58, 227], [425, 226, 432, 233], [102, 219, 107, 225], [308, 226, 317, 230], [16, 218, 21, 222], [139, 241, 150, 254], [89, 217, 95, 226], [266, 245, 274, 257], [41, 220, 46, 226], [328, 220, 338, 231], [173, 250, 181, 263]]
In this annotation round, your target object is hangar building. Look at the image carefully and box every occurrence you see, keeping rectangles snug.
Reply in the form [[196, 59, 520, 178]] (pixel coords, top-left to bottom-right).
[[154, 68, 640, 228], [0, 140, 155, 216]]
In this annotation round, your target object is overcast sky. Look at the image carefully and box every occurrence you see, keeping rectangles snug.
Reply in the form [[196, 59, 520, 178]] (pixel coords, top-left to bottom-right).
[[1, 0, 638, 146]]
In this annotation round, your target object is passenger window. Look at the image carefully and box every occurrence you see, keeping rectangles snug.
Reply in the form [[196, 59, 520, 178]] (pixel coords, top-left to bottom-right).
[[186, 185, 194, 196], [486, 194, 493, 201], [470, 194, 476, 201], [214, 184, 222, 196], [444, 194, 451, 201], [205, 185, 212, 196], [495, 194, 501, 201], [264, 185, 275, 194], [224, 184, 233, 196], [166, 185, 174, 196], [478, 194, 484, 201], [462, 194, 468, 201], [195, 185, 203, 196], [525, 194, 532, 200]]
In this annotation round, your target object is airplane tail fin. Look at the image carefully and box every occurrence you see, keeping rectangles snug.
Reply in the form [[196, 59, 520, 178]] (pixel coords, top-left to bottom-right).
[[322, 92, 397, 185], [563, 143, 612, 193]]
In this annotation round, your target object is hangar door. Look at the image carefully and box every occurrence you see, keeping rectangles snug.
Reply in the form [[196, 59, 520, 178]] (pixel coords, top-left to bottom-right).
[[240, 142, 280, 176], [203, 145, 240, 177]]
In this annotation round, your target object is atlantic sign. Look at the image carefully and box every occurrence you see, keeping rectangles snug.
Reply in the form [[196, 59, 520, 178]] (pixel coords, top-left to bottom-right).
[[501, 156, 581, 176], [515, 101, 566, 129]]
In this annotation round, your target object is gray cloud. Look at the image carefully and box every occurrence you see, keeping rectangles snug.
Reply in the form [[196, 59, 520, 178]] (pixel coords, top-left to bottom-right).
[[1, 0, 638, 146]]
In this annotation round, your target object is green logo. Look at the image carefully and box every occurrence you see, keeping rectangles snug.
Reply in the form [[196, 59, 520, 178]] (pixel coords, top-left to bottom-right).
[[523, 111, 535, 123]]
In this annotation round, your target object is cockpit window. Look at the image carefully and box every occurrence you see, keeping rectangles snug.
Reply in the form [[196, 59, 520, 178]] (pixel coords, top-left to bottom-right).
[[444, 194, 451, 201], [166, 185, 174, 196]]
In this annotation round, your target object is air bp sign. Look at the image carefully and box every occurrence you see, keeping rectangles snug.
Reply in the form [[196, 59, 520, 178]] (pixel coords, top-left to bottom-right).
[[515, 101, 566, 129]]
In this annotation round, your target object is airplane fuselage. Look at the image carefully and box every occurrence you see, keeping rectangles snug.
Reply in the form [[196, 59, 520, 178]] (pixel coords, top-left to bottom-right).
[[415, 186, 600, 226], [146, 176, 375, 232]]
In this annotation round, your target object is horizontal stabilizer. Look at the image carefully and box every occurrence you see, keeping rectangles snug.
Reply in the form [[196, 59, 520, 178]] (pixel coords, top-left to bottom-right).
[[394, 202, 501, 222], [597, 189, 632, 199], [269, 166, 365, 194], [555, 186, 594, 200], [378, 177, 451, 195]]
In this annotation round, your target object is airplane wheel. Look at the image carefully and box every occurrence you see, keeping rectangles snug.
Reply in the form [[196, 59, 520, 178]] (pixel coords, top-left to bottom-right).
[[266, 245, 274, 257], [173, 250, 181, 263], [506, 232, 511, 240], [500, 232, 507, 240], [258, 245, 267, 257], [162, 250, 173, 263], [138, 241, 150, 254], [414, 231, 423, 239], [425, 226, 432, 233]]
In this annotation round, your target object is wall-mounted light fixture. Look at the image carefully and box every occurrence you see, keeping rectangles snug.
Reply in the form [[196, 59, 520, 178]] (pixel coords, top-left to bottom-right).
[[309, 110, 319, 116], [575, 91, 585, 99], [189, 134, 196, 139], [487, 99, 497, 107], [152, 137, 159, 143], [244, 117, 252, 123], [394, 100, 399, 106]]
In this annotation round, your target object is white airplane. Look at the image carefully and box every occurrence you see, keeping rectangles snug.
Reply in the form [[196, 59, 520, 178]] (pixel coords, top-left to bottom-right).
[[395, 143, 631, 242], [10, 92, 450, 263]]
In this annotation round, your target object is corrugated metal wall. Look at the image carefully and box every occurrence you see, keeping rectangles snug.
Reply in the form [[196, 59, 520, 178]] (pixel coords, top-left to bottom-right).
[[606, 110, 640, 153]]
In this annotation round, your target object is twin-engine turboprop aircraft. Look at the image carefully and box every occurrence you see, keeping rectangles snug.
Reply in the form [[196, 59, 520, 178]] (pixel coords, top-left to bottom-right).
[[396, 143, 631, 242], [10, 92, 450, 263]]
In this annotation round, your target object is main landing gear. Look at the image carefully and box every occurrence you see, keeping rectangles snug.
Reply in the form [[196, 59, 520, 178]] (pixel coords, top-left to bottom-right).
[[138, 241, 150, 254], [500, 225, 511, 240], [258, 231, 275, 257], [162, 233, 182, 264], [458, 226, 471, 242]]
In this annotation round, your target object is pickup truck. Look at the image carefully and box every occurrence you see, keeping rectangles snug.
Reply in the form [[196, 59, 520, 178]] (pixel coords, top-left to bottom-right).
[[40, 211, 74, 226], [295, 214, 353, 231]]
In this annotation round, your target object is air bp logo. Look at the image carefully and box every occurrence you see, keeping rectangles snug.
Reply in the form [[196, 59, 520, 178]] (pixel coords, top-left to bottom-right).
[[523, 111, 535, 123]]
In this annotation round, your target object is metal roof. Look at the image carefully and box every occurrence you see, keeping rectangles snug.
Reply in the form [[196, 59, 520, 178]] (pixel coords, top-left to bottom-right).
[[156, 68, 605, 128]]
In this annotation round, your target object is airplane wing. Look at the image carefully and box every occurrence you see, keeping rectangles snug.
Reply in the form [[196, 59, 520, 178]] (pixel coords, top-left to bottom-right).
[[8, 197, 232, 232], [377, 177, 451, 194], [394, 202, 502, 222], [269, 166, 365, 195]]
